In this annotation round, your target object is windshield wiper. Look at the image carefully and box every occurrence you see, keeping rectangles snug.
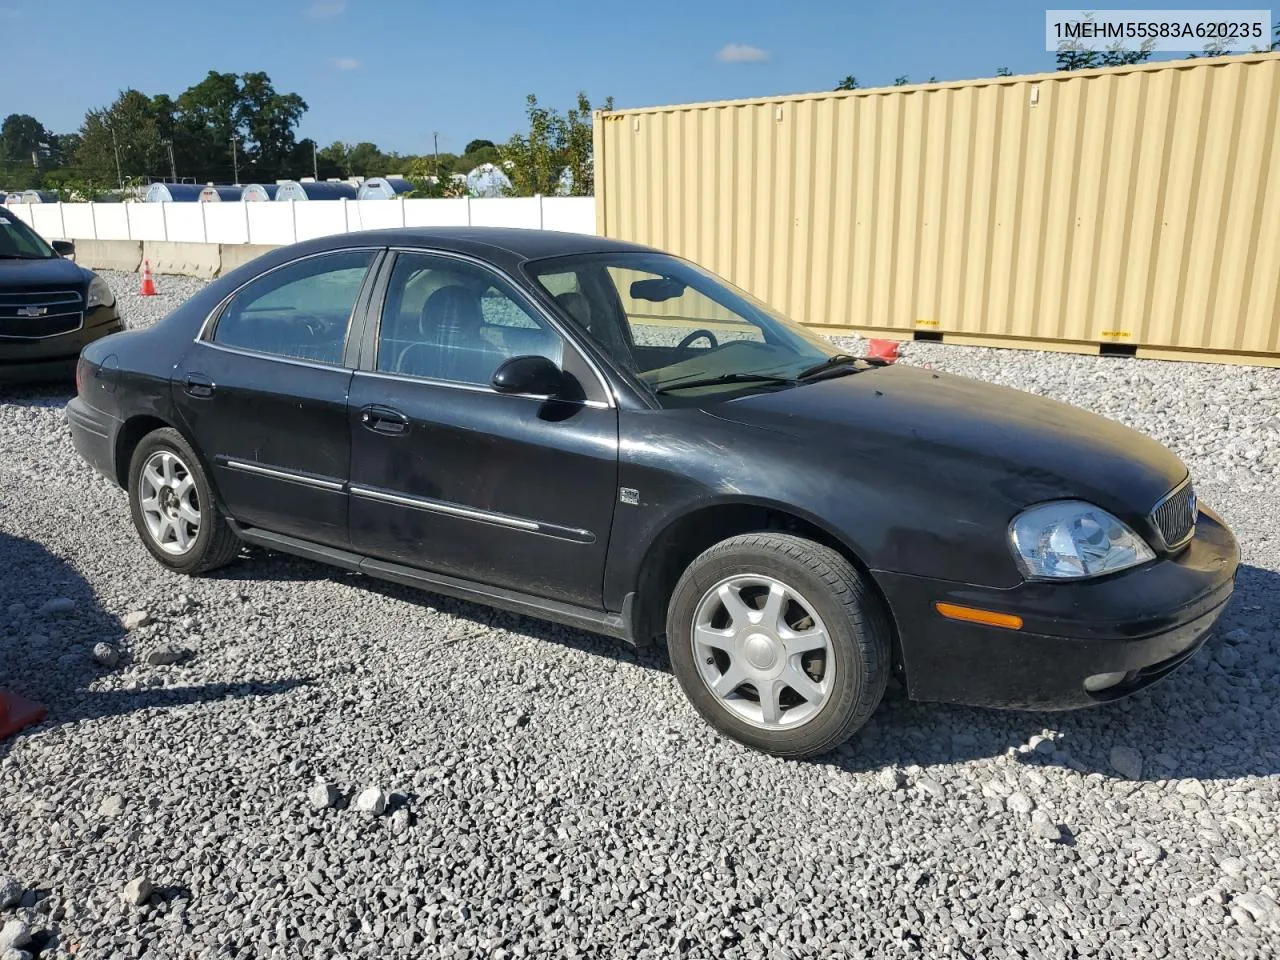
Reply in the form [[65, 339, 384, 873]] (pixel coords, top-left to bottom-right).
[[794, 354, 867, 381], [654, 372, 795, 395]]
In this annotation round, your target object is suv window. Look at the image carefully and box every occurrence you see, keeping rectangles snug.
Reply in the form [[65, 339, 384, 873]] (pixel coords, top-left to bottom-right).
[[377, 252, 562, 385], [212, 250, 375, 364]]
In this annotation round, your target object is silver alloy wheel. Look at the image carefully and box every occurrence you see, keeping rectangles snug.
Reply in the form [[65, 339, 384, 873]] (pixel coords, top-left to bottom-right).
[[691, 574, 835, 730], [138, 450, 201, 555]]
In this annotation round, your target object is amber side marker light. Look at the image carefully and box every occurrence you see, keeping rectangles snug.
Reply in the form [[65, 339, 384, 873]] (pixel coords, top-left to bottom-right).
[[934, 602, 1024, 630]]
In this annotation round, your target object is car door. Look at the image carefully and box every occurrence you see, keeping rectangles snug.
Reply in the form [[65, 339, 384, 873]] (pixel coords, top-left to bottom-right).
[[346, 249, 619, 608], [174, 247, 381, 547]]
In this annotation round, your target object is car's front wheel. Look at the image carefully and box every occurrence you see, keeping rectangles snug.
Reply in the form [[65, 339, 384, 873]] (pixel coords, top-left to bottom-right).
[[666, 533, 891, 758], [127, 427, 240, 575]]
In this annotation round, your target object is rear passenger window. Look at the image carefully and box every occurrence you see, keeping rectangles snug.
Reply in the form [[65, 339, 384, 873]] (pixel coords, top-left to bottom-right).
[[212, 250, 375, 365]]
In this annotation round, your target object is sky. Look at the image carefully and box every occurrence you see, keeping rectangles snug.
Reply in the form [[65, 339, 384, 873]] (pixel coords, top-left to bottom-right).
[[0, 0, 1241, 155]]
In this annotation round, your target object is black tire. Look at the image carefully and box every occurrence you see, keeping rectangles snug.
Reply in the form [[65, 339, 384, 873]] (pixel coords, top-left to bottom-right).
[[666, 533, 891, 759], [127, 427, 241, 575]]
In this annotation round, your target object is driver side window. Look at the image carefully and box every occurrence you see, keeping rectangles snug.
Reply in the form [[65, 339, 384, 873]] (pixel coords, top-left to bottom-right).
[[212, 250, 374, 365]]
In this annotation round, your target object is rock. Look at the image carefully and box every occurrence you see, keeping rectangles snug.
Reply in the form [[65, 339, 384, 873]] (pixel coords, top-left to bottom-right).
[[1221, 857, 1246, 878], [1215, 645, 1241, 670], [390, 809, 411, 835], [1109, 745, 1143, 780], [877, 767, 905, 791], [1, 948, 32, 960], [1176, 779, 1208, 799], [121, 877, 153, 906], [1232, 892, 1279, 923], [354, 787, 388, 816], [1006, 792, 1034, 814], [308, 782, 340, 810], [1029, 810, 1064, 842], [1128, 838, 1164, 863], [1222, 628, 1251, 643], [1008, 905, 1028, 922], [38, 597, 75, 616], [144, 644, 189, 666], [0, 877, 20, 911], [121, 610, 152, 630], [92, 642, 121, 668], [98, 794, 124, 818], [1229, 905, 1255, 926], [504, 709, 530, 730], [916, 777, 945, 799], [0, 920, 31, 950]]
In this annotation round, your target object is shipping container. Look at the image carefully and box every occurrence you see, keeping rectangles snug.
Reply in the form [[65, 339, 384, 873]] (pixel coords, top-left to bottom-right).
[[240, 183, 278, 201], [199, 185, 243, 202], [357, 176, 413, 199], [595, 53, 1280, 365], [145, 183, 204, 202]]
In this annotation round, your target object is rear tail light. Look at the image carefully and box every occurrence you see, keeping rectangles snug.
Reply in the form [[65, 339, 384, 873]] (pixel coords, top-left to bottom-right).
[[75, 358, 87, 394]]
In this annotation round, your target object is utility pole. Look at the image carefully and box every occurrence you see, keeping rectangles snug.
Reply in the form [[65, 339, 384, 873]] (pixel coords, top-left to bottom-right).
[[433, 131, 440, 179], [312, 141, 319, 180], [230, 135, 240, 185], [108, 123, 123, 188], [163, 140, 177, 181]]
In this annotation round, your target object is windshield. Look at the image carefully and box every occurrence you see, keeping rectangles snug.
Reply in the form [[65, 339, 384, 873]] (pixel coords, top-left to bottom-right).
[[527, 251, 847, 403], [0, 209, 56, 259]]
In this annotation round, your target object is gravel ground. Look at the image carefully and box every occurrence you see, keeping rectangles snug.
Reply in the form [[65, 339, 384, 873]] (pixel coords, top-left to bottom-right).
[[1, 271, 1277, 959]]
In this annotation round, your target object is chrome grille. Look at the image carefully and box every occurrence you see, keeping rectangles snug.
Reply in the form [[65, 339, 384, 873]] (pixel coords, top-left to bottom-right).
[[0, 289, 84, 339], [1150, 481, 1197, 548]]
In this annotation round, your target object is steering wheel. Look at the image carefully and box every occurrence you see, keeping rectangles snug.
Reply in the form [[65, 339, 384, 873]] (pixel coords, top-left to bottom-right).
[[676, 329, 719, 350]]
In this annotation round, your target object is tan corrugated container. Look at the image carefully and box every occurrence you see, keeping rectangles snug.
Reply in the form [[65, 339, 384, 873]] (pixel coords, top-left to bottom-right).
[[595, 54, 1280, 365]]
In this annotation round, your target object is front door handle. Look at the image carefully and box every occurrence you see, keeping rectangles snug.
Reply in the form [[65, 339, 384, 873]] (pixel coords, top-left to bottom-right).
[[360, 404, 409, 436], [184, 373, 215, 398]]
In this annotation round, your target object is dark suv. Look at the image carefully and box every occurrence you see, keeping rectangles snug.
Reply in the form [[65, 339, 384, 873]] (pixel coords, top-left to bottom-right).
[[1, 207, 121, 382]]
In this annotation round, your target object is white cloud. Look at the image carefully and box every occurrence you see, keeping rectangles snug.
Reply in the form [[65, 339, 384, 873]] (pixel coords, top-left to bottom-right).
[[331, 57, 360, 71], [308, 0, 345, 18], [716, 43, 770, 64]]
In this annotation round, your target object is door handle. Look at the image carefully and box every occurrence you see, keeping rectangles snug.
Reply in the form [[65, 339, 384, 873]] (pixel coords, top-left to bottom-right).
[[184, 373, 215, 398], [360, 404, 409, 436]]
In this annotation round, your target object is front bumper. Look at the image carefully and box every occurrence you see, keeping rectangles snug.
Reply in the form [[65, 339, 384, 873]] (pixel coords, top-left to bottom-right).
[[0, 307, 121, 383], [877, 507, 1240, 710]]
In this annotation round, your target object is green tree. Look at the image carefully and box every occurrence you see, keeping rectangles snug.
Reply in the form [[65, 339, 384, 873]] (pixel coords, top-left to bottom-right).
[[562, 92, 612, 196], [835, 75, 859, 90], [463, 139, 495, 155], [995, 66, 1013, 76], [893, 75, 910, 86], [1, 113, 54, 166], [237, 71, 308, 180], [500, 95, 566, 196], [75, 90, 167, 184]]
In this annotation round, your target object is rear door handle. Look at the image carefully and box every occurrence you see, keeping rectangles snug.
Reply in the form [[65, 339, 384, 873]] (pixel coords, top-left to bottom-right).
[[360, 404, 409, 436], [184, 373, 215, 398]]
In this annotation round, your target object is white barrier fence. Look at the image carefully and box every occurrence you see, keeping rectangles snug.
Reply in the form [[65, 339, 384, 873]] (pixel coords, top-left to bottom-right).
[[4, 196, 596, 245]]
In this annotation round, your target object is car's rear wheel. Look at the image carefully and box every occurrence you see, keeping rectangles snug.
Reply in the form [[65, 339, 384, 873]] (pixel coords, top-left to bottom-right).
[[127, 428, 240, 575], [666, 533, 890, 758]]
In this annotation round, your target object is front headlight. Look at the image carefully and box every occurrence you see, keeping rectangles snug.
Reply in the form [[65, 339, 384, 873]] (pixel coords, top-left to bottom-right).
[[1010, 501, 1154, 580], [86, 274, 115, 310]]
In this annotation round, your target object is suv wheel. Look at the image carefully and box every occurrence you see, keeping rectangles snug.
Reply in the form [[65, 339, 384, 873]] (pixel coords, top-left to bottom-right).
[[666, 533, 891, 758], [127, 428, 241, 575]]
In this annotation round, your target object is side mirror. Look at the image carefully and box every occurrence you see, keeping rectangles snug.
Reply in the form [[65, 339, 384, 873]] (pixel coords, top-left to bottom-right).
[[51, 239, 75, 258], [491, 355, 566, 397]]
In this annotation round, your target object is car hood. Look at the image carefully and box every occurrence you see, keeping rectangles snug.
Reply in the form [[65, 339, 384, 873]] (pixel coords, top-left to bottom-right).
[[704, 363, 1187, 518], [0, 256, 88, 291]]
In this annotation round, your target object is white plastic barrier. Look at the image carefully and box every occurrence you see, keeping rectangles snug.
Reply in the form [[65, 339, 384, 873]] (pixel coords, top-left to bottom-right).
[[292, 201, 348, 242], [403, 198, 471, 227], [203, 202, 250, 244], [163, 203, 206, 243], [3, 196, 598, 245]]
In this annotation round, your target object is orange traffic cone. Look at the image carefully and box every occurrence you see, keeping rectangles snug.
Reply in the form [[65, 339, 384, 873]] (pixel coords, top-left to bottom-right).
[[0, 689, 47, 739], [866, 338, 901, 362], [139, 259, 157, 297]]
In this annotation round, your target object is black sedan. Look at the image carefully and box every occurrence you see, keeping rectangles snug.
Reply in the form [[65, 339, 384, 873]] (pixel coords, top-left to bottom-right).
[[1, 208, 121, 381], [66, 228, 1238, 758]]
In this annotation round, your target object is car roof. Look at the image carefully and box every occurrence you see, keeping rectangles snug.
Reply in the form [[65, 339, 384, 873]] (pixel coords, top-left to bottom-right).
[[310, 226, 657, 263]]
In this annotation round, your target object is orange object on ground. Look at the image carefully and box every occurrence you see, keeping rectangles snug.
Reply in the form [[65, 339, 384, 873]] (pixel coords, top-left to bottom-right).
[[0, 689, 47, 739], [139, 259, 157, 296], [866, 338, 901, 362]]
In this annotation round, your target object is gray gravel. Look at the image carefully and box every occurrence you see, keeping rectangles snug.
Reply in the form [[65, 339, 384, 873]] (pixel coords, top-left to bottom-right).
[[1, 272, 1277, 959]]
